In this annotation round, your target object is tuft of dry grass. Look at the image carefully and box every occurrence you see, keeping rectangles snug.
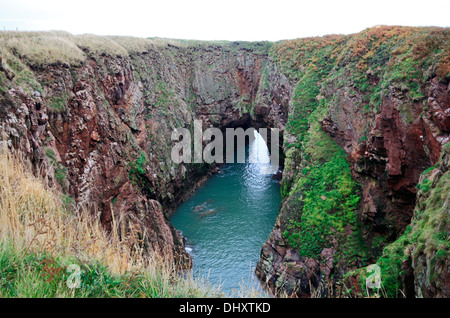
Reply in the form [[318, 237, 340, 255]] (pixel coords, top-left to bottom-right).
[[0, 31, 148, 67], [73, 34, 129, 58], [0, 31, 86, 67], [107, 36, 156, 54]]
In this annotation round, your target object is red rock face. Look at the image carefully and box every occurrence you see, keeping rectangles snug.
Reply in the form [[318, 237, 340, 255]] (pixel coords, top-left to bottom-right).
[[428, 78, 450, 133], [236, 57, 261, 102], [356, 82, 447, 235], [357, 99, 428, 233]]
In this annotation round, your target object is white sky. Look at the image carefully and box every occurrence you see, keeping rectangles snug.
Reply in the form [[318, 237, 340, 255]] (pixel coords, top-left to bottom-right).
[[0, 0, 449, 41]]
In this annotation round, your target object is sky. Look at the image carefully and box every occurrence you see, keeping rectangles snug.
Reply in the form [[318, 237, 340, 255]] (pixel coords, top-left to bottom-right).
[[0, 0, 449, 41]]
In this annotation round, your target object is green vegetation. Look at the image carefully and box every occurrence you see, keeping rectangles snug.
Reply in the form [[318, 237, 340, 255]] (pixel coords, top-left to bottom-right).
[[284, 71, 322, 149], [1, 52, 42, 93], [47, 93, 70, 113], [270, 34, 345, 80], [154, 81, 177, 110], [416, 178, 432, 193], [0, 241, 219, 298], [282, 129, 363, 260], [274, 26, 449, 130], [128, 152, 153, 195], [128, 152, 146, 180]]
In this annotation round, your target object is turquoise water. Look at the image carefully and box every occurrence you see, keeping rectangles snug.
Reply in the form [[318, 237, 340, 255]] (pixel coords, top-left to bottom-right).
[[170, 131, 281, 295]]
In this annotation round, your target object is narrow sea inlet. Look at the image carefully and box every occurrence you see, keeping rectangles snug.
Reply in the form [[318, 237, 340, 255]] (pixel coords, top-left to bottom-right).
[[171, 131, 281, 295]]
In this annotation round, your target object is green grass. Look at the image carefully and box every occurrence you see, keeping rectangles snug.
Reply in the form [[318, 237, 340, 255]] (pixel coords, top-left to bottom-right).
[[147, 37, 272, 55], [416, 178, 432, 193], [2, 53, 42, 93], [128, 152, 154, 195], [282, 134, 362, 260], [47, 93, 70, 113], [0, 240, 221, 298]]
